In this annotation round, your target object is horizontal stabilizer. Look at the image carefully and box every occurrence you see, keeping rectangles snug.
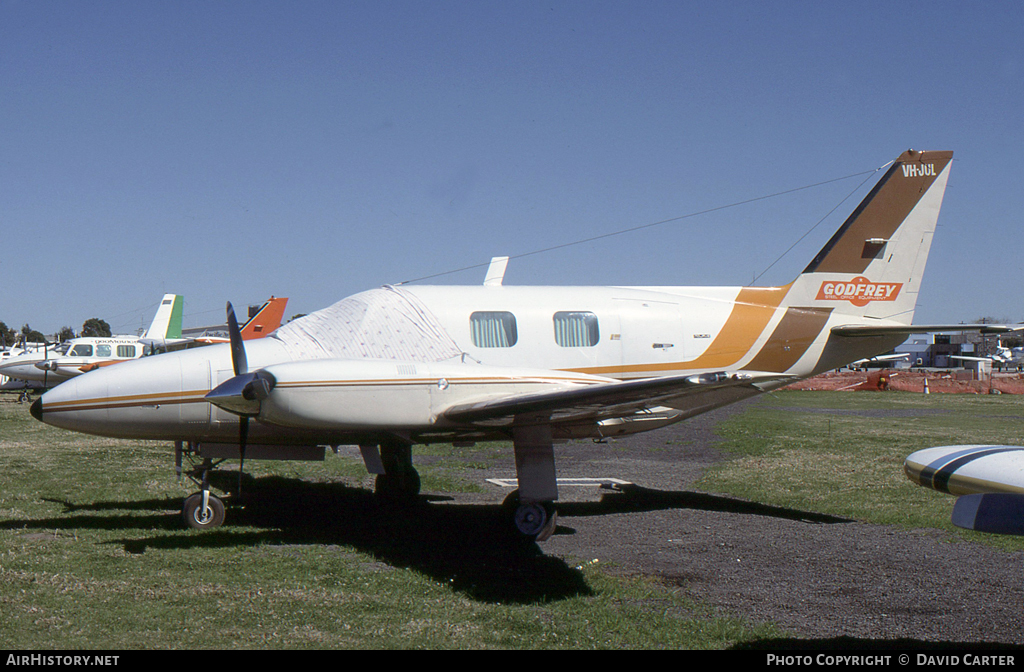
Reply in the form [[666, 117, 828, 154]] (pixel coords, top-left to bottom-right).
[[833, 323, 1024, 338], [952, 493, 1024, 535]]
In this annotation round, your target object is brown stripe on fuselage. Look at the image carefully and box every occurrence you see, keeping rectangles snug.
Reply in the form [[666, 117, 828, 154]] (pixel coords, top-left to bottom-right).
[[803, 150, 953, 275], [743, 307, 833, 373]]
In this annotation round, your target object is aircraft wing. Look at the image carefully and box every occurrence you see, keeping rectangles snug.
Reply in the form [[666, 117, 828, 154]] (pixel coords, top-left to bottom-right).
[[832, 323, 1024, 338], [443, 371, 794, 427]]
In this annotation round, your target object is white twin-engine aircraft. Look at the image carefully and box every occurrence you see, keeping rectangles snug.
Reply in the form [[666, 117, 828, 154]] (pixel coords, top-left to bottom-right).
[[32, 149, 1013, 541], [0, 294, 185, 388]]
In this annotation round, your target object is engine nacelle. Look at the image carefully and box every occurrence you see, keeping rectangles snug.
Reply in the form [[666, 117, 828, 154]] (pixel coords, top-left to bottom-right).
[[220, 358, 608, 431]]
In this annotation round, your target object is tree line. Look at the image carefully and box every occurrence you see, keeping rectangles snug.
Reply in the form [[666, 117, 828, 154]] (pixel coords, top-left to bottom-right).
[[0, 318, 112, 347]]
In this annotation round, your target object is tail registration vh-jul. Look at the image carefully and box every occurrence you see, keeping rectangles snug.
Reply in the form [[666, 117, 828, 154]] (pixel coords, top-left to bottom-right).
[[33, 149, 1016, 541]]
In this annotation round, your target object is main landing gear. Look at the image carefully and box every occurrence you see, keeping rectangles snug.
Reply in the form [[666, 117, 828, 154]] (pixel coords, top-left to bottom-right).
[[507, 419, 559, 542], [372, 439, 421, 504]]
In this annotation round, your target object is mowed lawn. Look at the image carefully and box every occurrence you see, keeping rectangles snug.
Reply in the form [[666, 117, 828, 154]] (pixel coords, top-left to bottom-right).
[[2, 388, 1022, 648]]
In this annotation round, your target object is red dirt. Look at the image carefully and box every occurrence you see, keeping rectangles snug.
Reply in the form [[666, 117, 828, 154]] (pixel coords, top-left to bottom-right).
[[785, 369, 1024, 394]]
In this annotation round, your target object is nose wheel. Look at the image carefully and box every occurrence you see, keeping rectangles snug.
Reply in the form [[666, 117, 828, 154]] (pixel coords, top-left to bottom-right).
[[182, 491, 226, 529], [176, 441, 230, 530]]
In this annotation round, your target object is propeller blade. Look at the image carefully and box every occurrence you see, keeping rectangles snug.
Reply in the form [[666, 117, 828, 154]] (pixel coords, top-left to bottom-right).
[[226, 302, 247, 376]]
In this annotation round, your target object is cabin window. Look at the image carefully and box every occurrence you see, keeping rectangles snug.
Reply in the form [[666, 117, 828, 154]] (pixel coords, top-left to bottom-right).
[[69, 344, 93, 357], [553, 311, 600, 347], [117, 345, 136, 358], [95, 344, 111, 357], [470, 311, 518, 348]]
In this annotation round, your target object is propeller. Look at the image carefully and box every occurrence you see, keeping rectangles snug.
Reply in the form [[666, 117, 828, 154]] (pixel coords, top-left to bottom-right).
[[203, 302, 277, 499], [217, 302, 275, 499], [40, 337, 51, 389]]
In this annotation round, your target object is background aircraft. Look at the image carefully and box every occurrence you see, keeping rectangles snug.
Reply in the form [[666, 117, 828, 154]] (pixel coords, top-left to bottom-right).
[[34, 149, 1021, 541], [0, 296, 287, 389], [905, 445, 1024, 535], [950, 342, 1024, 370], [847, 353, 910, 370], [189, 296, 289, 345], [0, 294, 184, 388]]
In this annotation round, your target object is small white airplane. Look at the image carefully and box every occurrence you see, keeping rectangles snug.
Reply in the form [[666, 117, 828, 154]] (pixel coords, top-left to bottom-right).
[[1, 339, 58, 400], [847, 352, 910, 370], [32, 149, 1019, 541], [950, 342, 1024, 369], [905, 445, 1024, 535]]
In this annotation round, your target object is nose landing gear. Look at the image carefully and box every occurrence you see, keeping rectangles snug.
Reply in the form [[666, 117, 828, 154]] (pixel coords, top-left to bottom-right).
[[176, 440, 230, 530]]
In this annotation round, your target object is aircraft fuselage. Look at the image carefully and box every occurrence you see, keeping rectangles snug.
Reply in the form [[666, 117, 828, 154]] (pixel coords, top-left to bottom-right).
[[34, 282, 904, 447]]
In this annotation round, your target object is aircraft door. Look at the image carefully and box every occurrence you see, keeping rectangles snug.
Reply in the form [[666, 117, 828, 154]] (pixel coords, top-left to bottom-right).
[[178, 356, 211, 431], [616, 299, 683, 374]]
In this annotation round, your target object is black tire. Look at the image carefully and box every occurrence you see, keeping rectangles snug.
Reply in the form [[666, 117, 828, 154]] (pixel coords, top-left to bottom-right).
[[182, 492, 226, 530], [374, 466, 421, 504], [503, 490, 557, 541]]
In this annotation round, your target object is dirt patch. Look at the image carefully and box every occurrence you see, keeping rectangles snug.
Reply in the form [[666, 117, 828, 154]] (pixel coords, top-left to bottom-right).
[[783, 369, 1024, 395]]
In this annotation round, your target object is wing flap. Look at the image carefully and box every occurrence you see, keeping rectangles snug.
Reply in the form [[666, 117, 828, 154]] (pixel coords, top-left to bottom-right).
[[443, 371, 793, 427]]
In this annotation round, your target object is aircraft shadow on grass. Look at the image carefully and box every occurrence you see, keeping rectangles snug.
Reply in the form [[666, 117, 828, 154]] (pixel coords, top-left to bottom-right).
[[9, 475, 848, 604]]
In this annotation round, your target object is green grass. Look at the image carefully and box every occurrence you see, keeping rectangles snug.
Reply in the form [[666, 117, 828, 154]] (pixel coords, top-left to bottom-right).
[[0, 395, 777, 649], [700, 389, 1024, 551], [6, 388, 1024, 648]]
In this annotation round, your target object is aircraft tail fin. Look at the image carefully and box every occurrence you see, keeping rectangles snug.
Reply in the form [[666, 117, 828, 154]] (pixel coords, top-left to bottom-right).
[[784, 150, 953, 324], [143, 294, 184, 341], [240, 296, 288, 340]]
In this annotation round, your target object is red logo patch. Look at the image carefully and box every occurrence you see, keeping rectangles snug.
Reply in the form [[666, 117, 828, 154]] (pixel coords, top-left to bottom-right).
[[816, 277, 903, 308]]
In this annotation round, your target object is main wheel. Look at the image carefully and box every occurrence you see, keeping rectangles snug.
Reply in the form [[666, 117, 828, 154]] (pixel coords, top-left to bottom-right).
[[374, 466, 421, 504], [182, 492, 226, 530], [503, 490, 558, 542]]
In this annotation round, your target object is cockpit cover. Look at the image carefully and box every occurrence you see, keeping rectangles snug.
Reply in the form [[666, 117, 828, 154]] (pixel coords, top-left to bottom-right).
[[271, 285, 462, 362]]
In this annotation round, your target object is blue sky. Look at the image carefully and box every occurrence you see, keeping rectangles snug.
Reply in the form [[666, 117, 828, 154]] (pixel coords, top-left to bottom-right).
[[2, 1, 1022, 335]]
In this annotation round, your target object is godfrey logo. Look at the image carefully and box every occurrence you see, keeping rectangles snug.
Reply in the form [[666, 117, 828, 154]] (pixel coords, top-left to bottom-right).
[[816, 276, 903, 307]]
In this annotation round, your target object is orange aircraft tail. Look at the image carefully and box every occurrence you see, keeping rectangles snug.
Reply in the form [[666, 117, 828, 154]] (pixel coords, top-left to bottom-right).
[[240, 296, 288, 340]]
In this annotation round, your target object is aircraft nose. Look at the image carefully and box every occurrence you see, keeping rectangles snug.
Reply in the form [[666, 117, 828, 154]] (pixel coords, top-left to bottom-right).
[[30, 397, 43, 422], [30, 351, 211, 440]]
